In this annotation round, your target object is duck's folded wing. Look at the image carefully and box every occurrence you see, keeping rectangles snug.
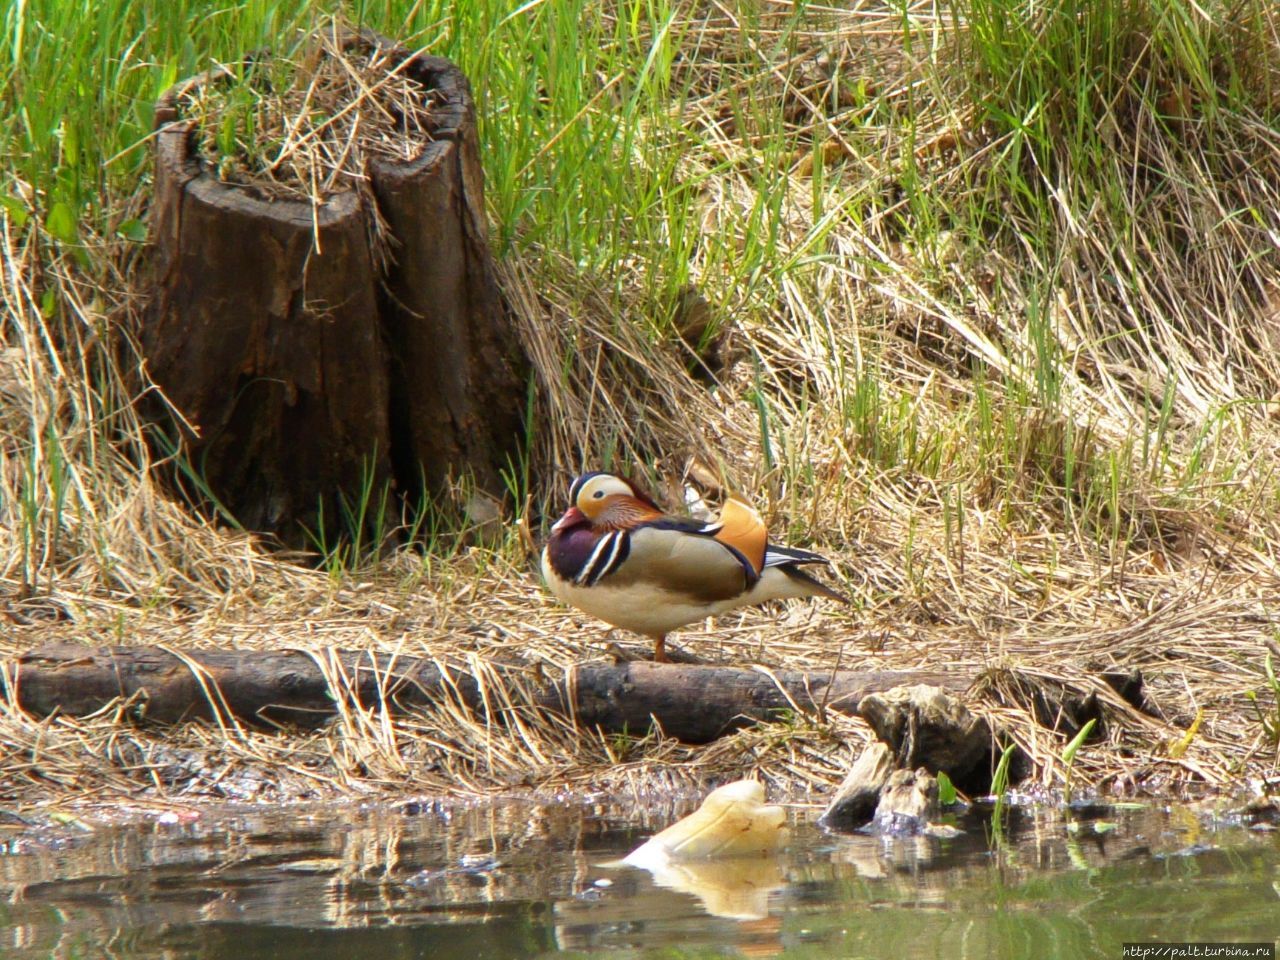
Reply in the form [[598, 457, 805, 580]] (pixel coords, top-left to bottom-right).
[[611, 525, 757, 602]]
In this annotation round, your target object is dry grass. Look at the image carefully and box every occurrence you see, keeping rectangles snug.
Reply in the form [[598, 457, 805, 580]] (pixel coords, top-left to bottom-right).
[[2, 1, 1280, 811], [179, 23, 440, 203]]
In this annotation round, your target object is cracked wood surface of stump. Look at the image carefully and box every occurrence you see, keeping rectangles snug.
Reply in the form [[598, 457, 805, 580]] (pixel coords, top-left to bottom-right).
[[144, 33, 525, 541]]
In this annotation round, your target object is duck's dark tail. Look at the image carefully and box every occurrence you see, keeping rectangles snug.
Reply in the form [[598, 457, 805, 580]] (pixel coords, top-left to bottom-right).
[[765, 545, 850, 603]]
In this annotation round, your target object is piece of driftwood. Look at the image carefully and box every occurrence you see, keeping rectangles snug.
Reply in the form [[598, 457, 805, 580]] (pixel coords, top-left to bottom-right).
[[7, 644, 972, 744], [821, 684, 992, 830], [820, 684, 987, 829], [871, 767, 940, 835], [818, 741, 895, 829], [820, 673, 1156, 831], [144, 32, 525, 541], [859, 684, 991, 779]]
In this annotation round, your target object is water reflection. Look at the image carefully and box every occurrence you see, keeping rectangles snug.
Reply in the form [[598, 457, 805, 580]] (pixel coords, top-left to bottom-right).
[[0, 799, 1276, 959]]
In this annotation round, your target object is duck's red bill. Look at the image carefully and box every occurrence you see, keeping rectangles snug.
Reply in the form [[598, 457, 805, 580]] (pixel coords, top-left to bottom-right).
[[551, 506, 586, 532]]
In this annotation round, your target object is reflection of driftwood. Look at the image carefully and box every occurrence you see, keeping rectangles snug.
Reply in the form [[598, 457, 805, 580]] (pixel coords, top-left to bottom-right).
[[10, 644, 971, 743]]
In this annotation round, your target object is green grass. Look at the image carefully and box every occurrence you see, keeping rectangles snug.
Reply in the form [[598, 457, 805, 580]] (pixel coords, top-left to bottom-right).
[[989, 740, 1018, 842], [1061, 717, 1096, 805]]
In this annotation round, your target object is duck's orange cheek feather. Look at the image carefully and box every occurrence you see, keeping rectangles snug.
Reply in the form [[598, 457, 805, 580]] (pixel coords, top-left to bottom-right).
[[597, 498, 665, 530]]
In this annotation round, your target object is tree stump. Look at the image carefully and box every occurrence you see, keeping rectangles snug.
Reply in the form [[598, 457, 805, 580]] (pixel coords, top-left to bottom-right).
[[144, 32, 526, 543]]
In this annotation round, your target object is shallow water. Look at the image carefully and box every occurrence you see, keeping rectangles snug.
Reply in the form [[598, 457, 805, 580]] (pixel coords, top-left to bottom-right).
[[1, 797, 1276, 959]]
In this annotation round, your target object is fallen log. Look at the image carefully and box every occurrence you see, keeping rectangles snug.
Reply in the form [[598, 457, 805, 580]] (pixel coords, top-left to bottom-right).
[[8, 644, 973, 744]]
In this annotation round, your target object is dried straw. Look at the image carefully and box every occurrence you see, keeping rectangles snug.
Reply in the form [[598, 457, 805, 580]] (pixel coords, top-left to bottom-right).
[[2, 4, 1280, 811]]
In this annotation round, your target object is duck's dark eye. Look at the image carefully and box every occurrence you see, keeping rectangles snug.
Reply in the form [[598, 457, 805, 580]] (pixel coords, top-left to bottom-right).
[[593, 490, 605, 499]]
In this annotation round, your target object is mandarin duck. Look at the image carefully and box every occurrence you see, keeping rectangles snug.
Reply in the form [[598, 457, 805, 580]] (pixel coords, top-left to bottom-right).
[[541, 472, 847, 661]]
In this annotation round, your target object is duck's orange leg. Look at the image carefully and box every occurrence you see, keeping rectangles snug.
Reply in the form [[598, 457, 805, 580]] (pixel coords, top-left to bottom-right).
[[653, 634, 668, 663]]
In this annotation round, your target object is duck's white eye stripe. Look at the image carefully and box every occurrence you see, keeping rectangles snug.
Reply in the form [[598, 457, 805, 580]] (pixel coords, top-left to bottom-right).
[[575, 532, 617, 586], [585, 530, 629, 586]]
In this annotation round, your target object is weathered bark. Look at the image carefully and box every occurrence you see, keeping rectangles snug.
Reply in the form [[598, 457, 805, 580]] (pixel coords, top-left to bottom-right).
[[146, 102, 391, 534], [8, 644, 972, 744], [144, 34, 525, 541], [871, 767, 940, 835], [818, 741, 895, 829], [368, 57, 524, 499], [858, 684, 991, 782]]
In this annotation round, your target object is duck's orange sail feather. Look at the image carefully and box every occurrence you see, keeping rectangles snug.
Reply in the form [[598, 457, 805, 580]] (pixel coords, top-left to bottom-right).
[[714, 496, 768, 574]]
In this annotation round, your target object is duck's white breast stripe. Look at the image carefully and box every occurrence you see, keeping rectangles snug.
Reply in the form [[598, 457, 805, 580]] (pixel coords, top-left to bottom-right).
[[574, 532, 617, 586], [585, 529, 629, 586]]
